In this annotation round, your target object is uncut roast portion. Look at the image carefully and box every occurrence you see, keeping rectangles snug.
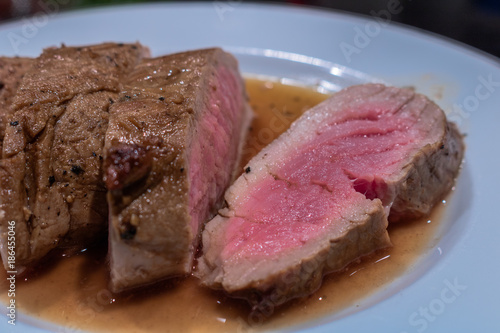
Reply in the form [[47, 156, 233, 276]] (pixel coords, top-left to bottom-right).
[[104, 48, 252, 292], [0, 43, 149, 270], [196, 84, 464, 306]]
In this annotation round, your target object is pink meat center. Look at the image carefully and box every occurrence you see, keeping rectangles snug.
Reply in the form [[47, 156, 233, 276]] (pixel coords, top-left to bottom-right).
[[188, 66, 244, 244], [223, 101, 423, 260]]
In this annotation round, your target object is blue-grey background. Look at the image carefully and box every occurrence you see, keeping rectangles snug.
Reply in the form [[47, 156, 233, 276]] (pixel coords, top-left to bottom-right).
[[0, 0, 499, 58]]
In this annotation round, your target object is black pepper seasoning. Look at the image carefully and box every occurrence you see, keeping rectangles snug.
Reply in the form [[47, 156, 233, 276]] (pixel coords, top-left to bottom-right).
[[71, 165, 84, 175]]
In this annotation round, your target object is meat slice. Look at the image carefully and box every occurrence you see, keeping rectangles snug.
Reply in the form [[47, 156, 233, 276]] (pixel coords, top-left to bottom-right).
[[104, 48, 252, 292], [0, 57, 33, 151], [196, 84, 464, 307], [0, 43, 149, 270]]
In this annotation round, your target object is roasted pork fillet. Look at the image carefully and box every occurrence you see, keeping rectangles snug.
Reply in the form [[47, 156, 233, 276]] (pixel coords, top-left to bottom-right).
[[196, 84, 464, 307], [0, 43, 149, 269], [104, 48, 252, 292]]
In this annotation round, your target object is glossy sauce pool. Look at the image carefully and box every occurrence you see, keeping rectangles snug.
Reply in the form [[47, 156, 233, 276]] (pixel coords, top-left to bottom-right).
[[0, 78, 445, 332]]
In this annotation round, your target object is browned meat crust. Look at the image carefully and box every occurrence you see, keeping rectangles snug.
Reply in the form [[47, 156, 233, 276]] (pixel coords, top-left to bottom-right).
[[0, 43, 149, 270]]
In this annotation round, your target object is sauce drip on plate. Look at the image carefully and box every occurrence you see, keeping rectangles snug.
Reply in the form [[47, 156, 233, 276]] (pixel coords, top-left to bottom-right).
[[0, 78, 444, 332]]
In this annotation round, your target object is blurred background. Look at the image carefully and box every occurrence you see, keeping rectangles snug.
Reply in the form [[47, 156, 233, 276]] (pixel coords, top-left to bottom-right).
[[0, 0, 499, 58]]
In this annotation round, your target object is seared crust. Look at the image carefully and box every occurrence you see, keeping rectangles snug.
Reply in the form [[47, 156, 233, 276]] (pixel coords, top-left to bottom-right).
[[0, 43, 149, 269], [0, 57, 33, 151], [389, 120, 464, 221], [200, 198, 390, 303], [105, 48, 252, 292], [196, 84, 465, 308]]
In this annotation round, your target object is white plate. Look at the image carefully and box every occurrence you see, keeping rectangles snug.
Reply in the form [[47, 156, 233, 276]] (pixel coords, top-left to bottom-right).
[[0, 3, 499, 333]]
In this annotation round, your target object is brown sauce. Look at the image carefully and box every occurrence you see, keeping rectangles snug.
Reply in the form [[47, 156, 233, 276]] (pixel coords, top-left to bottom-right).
[[0, 78, 445, 332]]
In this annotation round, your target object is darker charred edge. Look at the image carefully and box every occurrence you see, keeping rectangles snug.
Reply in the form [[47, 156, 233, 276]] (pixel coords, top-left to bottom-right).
[[104, 143, 152, 191], [70, 165, 84, 175], [122, 178, 149, 197], [108, 172, 150, 214], [120, 223, 137, 240]]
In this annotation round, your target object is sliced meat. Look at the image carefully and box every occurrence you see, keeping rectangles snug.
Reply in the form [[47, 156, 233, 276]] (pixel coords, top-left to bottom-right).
[[105, 48, 252, 292], [0, 57, 33, 151], [196, 84, 464, 308], [0, 43, 149, 270]]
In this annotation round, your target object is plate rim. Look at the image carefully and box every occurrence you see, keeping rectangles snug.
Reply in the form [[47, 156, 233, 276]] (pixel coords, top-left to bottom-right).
[[0, 1, 499, 68], [0, 2, 498, 333]]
